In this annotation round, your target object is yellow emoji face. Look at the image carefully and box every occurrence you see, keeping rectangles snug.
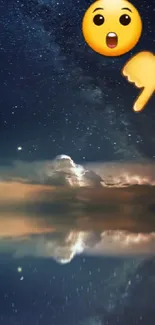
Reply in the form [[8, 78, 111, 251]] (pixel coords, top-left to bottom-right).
[[82, 0, 142, 56]]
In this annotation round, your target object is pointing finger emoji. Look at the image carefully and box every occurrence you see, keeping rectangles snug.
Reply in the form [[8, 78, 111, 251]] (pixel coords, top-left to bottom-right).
[[122, 51, 155, 112]]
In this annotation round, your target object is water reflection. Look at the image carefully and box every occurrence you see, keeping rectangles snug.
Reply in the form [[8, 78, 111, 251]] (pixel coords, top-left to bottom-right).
[[0, 155, 155, 263]]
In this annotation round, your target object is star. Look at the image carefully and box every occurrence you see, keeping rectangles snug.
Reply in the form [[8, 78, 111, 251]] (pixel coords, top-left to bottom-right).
[[17, 267, 22, 273], [17, 146, 23, 151]]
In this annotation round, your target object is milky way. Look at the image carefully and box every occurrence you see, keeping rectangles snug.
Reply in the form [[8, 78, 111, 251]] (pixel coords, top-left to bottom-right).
[[1, 0, 155, 162]]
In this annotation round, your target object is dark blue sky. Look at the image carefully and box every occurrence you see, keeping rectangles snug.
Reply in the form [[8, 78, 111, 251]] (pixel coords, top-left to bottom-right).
[[0, 255, 154, 325], [0, 0, 155, 162]]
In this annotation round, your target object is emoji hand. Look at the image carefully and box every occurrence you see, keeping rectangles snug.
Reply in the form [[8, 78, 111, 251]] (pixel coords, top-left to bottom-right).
[[122, 51, 155, 112]]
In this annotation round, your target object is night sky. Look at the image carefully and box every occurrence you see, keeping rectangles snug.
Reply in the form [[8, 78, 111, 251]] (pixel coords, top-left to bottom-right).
[[0, 0, 155, 162], [0, 0, 155, 324]]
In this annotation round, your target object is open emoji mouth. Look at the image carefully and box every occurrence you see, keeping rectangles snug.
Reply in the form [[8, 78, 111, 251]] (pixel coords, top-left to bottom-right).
[[106, 32, 118, 48]]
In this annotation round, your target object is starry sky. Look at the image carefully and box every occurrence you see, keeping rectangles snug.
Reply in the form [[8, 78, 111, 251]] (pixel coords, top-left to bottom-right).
[[1, 0, 155, 162], [1, 0, 155, 324], [0, 256, 155, 325], [1, 255, 155, 325]]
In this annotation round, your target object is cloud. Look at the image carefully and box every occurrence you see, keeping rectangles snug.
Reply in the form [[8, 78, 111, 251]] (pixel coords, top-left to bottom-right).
[[0, 155, 155, 263]]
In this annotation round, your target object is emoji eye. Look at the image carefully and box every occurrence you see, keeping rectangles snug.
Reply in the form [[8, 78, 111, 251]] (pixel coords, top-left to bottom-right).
[[119, 14, 131, 26], [93, 14, 105, 26]]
